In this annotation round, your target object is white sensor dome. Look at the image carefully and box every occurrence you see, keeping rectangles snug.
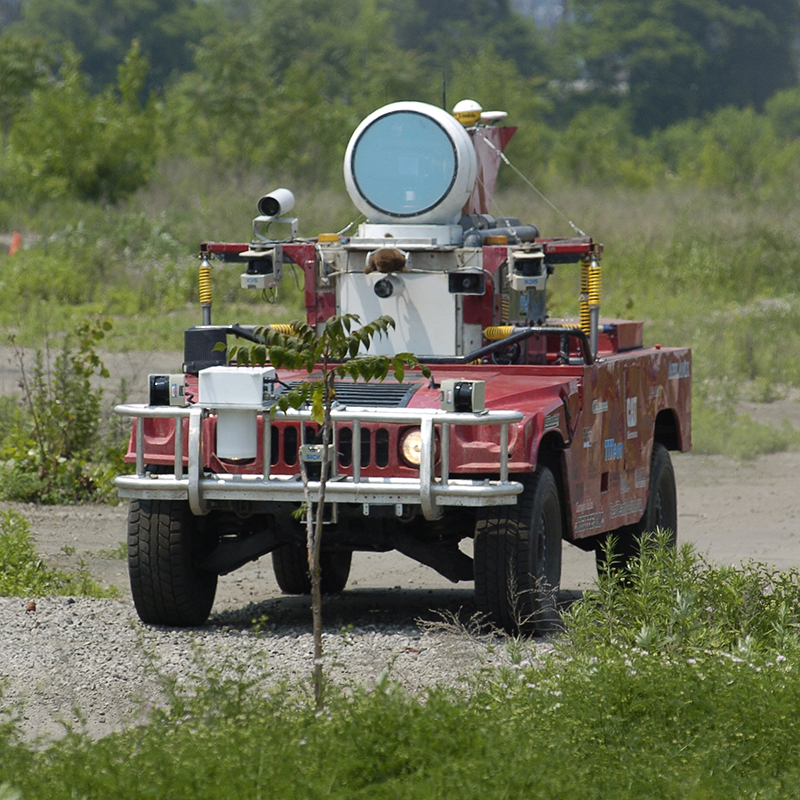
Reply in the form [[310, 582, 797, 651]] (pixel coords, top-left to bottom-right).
[[344, 101, 478, 225]]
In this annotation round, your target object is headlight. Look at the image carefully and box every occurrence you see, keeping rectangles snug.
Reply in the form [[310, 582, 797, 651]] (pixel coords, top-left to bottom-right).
[[399, 428, 423, 467]]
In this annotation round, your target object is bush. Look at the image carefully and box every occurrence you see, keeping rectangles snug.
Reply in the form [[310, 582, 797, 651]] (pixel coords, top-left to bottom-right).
[[565, 530, 800, 655], [1, 42, 159, 205], [0, 317, 125, 503]]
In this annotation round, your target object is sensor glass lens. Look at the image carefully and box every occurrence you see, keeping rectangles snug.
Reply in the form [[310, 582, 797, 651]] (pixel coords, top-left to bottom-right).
[[352, 111, 456, 217]]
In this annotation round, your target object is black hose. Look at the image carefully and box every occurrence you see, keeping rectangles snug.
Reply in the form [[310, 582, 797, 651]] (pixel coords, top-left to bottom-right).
[[418, 326, 594, 366]]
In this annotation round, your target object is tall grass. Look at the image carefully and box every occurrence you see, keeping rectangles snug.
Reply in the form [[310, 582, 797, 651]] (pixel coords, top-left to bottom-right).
[[1, 168, 799, 455], [2, 536, 800, 797], [530, 182, 800, 457]]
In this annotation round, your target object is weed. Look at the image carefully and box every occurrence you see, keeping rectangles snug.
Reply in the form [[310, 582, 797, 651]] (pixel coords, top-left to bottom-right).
[[564, 530, 800, 656], [0, 317, 123, 503], [0, 510, 117, 597], [95, 542, 127, 561]]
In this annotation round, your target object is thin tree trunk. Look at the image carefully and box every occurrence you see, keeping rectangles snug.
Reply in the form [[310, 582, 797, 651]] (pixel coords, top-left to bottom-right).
[[308, 370, 333, 710]]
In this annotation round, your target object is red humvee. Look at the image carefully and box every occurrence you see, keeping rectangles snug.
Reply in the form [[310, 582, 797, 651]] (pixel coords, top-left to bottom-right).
[[116, 100, 691, 632]]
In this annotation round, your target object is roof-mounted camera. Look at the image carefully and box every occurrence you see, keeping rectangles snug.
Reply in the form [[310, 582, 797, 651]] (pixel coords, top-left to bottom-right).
[[252, 187, 298, 242]]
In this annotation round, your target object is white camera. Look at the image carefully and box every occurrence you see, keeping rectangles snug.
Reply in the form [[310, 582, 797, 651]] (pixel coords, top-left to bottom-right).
[[257, 188, 295, 219]]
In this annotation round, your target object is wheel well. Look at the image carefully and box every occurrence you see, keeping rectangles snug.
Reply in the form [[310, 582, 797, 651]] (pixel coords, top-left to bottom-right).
[[536, 432, 569, 542], [655, 409, 680, 450]]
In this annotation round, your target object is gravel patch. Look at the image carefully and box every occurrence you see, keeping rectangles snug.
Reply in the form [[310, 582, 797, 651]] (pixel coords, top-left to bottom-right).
[[0, 596, 528, 743]]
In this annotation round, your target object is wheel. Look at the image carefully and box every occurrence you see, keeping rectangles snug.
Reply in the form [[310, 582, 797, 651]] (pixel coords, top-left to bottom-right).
[[128, 499, 218, 626], [474, 467, 563, 635], [272, 543, 352, 595], [595, 441, 677, 575]]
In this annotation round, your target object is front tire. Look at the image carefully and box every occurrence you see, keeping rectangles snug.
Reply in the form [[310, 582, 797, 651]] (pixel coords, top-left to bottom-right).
[[128, 499, 218, 626], [272, 544, 352, 595], [595, 441, 677, 574], [474, 467, 563, 635]]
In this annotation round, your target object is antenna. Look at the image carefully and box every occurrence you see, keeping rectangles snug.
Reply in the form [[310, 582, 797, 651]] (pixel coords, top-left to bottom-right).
[[442, 72, 447, 111]]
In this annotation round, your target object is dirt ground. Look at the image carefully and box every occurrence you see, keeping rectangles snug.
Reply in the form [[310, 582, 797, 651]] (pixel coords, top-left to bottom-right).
[[9, 449, 799, 620], [3, 346, 800, 617]]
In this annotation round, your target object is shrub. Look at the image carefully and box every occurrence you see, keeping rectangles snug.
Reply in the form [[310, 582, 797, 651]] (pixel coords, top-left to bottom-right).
[[0, 317, 124, 503], [2, 42, 159, 205]]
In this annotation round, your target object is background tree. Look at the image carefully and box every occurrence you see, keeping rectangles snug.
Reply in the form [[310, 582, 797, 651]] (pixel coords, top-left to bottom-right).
[[164, 0, 430, 178], [4, 41, 159, 202], [382, 0, 549, 79], [0, 32, 51, 151], [3, 0, 219, 91], [564, 0, 800, 133]]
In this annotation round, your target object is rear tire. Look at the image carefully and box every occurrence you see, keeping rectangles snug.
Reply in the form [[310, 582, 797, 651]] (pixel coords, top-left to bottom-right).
[[272, 544, 352, 595], [128, 499, 218, 626], [474, 467, 563, 635], [595, 441, 677, 575]]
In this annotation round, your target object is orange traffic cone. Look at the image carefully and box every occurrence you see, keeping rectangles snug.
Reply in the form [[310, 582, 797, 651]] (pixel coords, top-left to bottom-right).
[[8, 231, 21, 256]]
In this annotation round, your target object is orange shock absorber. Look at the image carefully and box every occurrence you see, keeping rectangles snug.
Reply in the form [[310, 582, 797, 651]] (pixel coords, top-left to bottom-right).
[[199, 256, 212, 325], [579, 257, 590, 336]]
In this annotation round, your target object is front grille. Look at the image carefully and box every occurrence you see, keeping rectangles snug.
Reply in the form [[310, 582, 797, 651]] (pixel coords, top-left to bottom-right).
[[285, 381, 420, 408], [269, 422, 395, 472], [267, 382, 420, 472]]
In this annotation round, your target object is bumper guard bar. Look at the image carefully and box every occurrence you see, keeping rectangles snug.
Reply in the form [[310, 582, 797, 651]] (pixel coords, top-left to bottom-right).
[[114, 404, 525, 519]]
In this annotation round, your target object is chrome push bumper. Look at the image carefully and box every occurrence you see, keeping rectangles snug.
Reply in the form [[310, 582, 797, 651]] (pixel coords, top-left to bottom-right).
[[114, 404, 524, 520]]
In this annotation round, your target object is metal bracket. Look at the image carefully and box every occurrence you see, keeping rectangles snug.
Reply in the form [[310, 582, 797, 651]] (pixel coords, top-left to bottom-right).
[[188, 405, 208, 515]]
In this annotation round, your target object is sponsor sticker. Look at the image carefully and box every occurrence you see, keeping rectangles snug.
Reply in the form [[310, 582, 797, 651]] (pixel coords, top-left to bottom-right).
[[604, 439, 623, 461], [626, 397, 638, 428], [544, 412, 560, 431], [668, 360, 691, 380], [609, 498, 644, 520], [576, 511, 604, 533]]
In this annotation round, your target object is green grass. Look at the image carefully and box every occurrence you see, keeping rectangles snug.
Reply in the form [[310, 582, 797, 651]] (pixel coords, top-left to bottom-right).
[[3, 172, 800, 456], [0, 510, 117, 598], [95, 542, 127, 561], [2, 536, 800, 797]]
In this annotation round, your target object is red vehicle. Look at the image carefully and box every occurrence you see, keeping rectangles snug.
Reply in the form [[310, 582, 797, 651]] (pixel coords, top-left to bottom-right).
[[116, 100, 691, 632]]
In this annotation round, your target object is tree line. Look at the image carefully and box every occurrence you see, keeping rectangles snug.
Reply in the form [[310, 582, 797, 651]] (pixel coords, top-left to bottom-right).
[[1, 0, 800, 205]]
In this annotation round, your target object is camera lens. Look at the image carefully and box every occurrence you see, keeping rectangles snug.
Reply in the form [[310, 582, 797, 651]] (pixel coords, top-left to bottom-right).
[[453, 382, 474, 412], [374, 278, 394, 298], [149, 375, 170, 406]]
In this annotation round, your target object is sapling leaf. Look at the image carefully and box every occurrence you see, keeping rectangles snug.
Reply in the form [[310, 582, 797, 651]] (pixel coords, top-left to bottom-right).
[[311, 389, 324, 425], [392, 358, 405, 383]]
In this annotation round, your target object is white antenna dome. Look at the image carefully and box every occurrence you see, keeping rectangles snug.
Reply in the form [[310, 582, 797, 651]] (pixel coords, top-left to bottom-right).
[[343, 102, 478, 226]]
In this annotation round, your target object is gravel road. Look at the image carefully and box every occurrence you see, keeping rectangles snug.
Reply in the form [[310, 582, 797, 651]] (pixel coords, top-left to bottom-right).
[[1, 595, 518, 742]]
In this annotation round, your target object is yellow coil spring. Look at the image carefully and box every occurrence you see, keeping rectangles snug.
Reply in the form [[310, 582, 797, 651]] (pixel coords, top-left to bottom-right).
[[268, 324, 296, 335], [579, 258, 590, 335], [484, 325, 515, 341], [588, 258, 601, 307], [199, 261, 212, 306]]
